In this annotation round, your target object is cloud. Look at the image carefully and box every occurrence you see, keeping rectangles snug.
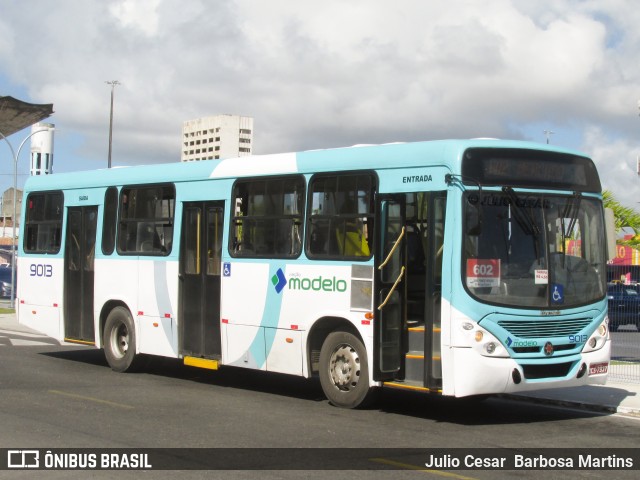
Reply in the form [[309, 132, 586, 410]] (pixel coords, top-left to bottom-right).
[[583, 126, 640, 206], [109, 0, 162, 37], [0, 0, 639, 206]]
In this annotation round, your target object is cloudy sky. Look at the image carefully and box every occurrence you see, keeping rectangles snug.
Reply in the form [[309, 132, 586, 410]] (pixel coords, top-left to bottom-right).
[[1, 0, 640, 206]]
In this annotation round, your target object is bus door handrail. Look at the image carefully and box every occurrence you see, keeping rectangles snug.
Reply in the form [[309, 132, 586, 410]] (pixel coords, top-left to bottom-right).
[[378, 226, 405, 270], [378, 266, 405, 311]]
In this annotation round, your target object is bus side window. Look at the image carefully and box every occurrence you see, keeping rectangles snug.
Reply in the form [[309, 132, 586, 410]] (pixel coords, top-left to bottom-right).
[[102, 187, 118, 255], [306, 172, 375, 260], [24, 191, 64, 254], [117, 184, 174, 256], [230, 176, 305, 259]]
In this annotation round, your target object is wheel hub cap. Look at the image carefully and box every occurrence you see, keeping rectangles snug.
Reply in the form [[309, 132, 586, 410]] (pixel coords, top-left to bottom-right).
[[329, 344, 360, 390], [112, 324, 129, 358]]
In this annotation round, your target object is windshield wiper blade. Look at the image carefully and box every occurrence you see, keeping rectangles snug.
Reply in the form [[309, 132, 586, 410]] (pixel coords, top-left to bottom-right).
[[502, 187, 540, 236], [559, 191, 582, 268], [563, 192, 582, 238]]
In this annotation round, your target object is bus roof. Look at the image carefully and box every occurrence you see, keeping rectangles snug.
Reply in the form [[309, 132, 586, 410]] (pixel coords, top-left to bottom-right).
[[24, 138, 588, 191]]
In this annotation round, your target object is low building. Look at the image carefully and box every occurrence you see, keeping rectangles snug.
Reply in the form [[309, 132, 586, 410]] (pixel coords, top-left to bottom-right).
[[0, 188, 21, 245]]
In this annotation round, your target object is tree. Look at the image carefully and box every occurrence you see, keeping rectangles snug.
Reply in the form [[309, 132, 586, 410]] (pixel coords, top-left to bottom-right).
[[603, 190, 640, 248]]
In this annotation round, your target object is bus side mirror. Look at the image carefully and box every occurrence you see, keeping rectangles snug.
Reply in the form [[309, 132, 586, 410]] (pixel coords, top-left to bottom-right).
[[605, 207, 616, 261]]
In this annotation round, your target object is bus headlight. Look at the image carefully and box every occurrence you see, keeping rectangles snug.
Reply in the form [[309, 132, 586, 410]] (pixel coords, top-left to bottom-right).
[[471, 329, 508, 357], [598, 323, 607, 337], [458, 319, 508, 357], [582, 319, 609, 353]]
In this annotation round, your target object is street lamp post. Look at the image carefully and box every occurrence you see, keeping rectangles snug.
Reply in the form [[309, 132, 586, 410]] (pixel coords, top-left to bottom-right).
[[105, 80, 120, 169], [0, 126, 54, 309]]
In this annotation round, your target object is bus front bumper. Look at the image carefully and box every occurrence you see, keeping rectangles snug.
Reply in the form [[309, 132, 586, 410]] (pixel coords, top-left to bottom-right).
[[449, 341, 611, 398]]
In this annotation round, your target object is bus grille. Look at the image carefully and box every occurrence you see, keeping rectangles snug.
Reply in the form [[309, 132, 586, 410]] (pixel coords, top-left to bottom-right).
[[522, 362, 574, 379], [512, 343, 577, 354], [497, 318, 591, 339]]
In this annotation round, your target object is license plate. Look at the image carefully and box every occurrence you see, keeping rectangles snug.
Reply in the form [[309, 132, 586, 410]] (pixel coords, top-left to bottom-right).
[[589, 362, 608, 375]]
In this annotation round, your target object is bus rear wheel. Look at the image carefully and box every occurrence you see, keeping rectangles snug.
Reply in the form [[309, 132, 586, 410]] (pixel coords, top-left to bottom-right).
[[104, 306, 139, 373], [319, 331, 374, 409]]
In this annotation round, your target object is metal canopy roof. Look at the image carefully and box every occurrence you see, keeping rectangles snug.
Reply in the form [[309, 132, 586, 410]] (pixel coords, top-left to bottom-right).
[[0, 95, 54, 137]]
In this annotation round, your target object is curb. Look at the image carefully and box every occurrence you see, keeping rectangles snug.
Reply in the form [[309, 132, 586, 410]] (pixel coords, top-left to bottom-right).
[[502, 393, 617, 414], [502, 393, 640, 416]]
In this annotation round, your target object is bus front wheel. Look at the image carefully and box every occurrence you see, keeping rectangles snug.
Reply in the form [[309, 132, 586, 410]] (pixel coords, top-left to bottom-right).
[[319, 331, 374, 408], [104, 306, 139, 373]]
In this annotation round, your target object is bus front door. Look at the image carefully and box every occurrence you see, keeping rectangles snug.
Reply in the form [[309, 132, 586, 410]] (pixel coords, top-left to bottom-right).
[[64, 206, 98, 344], [407, 192, 446, 391], [374, 196, 406, 381], [179, 202, 224, 360], [374, 192, 446, 391]]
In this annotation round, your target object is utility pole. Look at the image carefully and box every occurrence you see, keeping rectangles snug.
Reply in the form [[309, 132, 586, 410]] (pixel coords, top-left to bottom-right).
[[106, 80, 120, 168], [543, 130, 554, 144], [0, 126, 54, 308]]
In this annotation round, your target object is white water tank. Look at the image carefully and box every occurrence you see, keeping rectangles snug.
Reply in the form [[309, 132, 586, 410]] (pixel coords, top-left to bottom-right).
[[30, 122, 55, 176]]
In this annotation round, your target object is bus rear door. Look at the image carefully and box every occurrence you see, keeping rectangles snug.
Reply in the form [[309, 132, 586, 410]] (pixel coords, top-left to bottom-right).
[[179, 201, 224, 361], [64, 206, 98, 344]]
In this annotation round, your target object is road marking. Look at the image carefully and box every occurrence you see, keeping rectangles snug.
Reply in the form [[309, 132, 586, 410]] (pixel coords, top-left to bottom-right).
[[0, 336, 60, 346], [48, 390, 135, 410], [10, 339, 55, 346], [0, 328, 51, 338], [0, 328, 76, 347], [370, 458, 478, 479]]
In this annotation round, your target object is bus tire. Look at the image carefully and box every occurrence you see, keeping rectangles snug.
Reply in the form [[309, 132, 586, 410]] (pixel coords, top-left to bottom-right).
[[319, 331, 374, 409], [104, 306, 139, 373]]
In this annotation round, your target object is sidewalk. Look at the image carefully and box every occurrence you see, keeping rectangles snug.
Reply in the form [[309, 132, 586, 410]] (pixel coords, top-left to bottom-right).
[[0, 311, 35, 332], [1, 311, 639, 415], [506, 379, 640, 416]]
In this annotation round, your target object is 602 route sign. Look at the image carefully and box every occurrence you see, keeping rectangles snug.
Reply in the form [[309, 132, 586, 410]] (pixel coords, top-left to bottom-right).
[[466, 259, 501, 288]]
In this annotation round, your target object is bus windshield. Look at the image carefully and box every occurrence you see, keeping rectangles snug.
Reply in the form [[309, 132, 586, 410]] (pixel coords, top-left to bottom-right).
[[463, 190, 606, 308]]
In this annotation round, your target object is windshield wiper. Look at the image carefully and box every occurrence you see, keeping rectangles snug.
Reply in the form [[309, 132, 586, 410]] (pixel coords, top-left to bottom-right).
[[502, 187, 541, 263], [560, 192, 582, 267], [502, 187, 540, 236], [562, 192, 582, 239]]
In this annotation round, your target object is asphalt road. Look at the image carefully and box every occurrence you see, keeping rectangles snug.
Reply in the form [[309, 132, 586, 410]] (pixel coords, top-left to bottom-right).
[[1, 329, 640, 480]]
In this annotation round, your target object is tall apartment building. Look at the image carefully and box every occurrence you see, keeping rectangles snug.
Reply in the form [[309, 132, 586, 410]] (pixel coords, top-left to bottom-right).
[[181, 114, 253, 162]]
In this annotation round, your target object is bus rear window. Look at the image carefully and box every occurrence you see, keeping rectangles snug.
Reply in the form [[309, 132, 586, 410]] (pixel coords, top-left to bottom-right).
[[23, 191, 64, 254]]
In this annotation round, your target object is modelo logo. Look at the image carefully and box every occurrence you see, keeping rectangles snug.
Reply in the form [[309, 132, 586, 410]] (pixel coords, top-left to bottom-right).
[[506, 337, 538, 348], [30, 264, 53, 277], [289, 276, 347, 293]]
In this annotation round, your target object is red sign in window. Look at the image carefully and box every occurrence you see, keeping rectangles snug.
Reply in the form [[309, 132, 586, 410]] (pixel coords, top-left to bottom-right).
[[466, 259, 501, 288]]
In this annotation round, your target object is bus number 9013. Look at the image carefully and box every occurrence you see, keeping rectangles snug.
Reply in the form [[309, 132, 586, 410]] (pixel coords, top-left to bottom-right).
[[30, 264, 53, 277]]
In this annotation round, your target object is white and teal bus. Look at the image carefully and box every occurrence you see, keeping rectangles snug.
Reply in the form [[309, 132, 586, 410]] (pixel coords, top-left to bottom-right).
[[17, 139, 614, 408]]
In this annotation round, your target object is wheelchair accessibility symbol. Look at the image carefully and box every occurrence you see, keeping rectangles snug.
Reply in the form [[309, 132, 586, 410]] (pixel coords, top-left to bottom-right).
[[551, 283, 564, 304]]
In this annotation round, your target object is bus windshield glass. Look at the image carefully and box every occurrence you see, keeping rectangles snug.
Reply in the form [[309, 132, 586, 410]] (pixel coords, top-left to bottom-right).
[[463, 190, 606, 308]]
